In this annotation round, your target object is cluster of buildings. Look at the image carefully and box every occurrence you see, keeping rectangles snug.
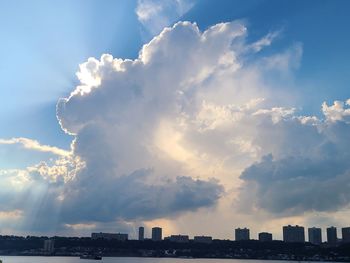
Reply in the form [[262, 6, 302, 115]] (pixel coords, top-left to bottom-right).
[[89, 225, 350, 246], [138, 226, 212, 244], [91, 227, 212, 244], [234, 225, 350, 246]]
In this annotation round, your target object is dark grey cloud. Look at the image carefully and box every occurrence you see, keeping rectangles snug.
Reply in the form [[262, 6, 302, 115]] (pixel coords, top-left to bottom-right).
[[60, 169, 223, 223]]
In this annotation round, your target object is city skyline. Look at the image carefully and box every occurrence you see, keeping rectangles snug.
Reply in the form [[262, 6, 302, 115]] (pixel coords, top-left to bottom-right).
[[0, 0, 350, 240], [90, 224, 350, 244]]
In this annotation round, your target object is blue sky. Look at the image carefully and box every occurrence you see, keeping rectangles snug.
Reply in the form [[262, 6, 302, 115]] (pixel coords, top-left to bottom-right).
[[1, 0, 350, 238], [188, 0, 350, 105], [0, 0, 142, 149]]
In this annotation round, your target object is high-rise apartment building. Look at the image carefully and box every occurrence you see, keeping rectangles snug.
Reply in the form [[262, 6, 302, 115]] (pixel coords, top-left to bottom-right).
[[342, 227, 350, 243], [152, 227, 162, 241], [308, 227, 322, 245], [235, 228, 250, 241], [283, 225, 305, 243], [327, 226, 337, 246], [138, 226, 144, 241]]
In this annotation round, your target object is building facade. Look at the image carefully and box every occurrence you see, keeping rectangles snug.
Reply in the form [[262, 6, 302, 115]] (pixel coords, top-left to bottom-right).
[[193, 236, 213, 244], [235, 228, 250, 241], [168, 235, 189, 243], [152, 227, 162, 241], [91, 232, 128, 241], [283, 225, 305, 243], [43, 239, 55, 253], [138, 227, 144, 241], [342, 227, 350, 243], [327, 226, 337, 246], [308, 227, 322, 245], [258, 232, 273, 242]]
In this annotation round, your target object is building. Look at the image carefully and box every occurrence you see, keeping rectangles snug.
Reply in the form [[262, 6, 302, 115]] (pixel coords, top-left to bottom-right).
[[138, 227, 145, 241], [327, 226, 337, 246], [258, 232, 273, 242], [91, 232, 128, 241], [168, 235, 189, 243], [235, 228, 250, 241], [342, 227, 350, 243], [308, 227, 322, 245], [152, 227, 162, 241], [193, 236, 213, 244], [283, 225, 305, 243], [43, 239, 54, 253]]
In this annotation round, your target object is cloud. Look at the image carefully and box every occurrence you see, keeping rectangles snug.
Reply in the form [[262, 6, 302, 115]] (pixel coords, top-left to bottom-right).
[[59, 169, 223, 223], [54, 21, 256, 227], [136, 0, 195, 35], [2, 20, 350, 236], [53, 21, 308, 231], [0, 210, 23, 220], [0, 137, 70, 157], [238, 100, 350, 215], [322, 100, 350, 122], [248, 30, 282, 53], [64, 223, 96, 230], [0, 154, 84, 233]]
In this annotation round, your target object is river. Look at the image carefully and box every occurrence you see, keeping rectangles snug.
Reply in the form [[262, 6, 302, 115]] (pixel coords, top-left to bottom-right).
[[0, 257, 335, 263]]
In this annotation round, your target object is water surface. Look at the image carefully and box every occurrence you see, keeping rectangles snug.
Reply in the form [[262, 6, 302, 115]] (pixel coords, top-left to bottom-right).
[[0, 257, 334, 263]]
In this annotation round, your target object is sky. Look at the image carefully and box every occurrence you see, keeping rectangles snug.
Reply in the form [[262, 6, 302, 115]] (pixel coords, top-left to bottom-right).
[[0, 0, 350, 240]]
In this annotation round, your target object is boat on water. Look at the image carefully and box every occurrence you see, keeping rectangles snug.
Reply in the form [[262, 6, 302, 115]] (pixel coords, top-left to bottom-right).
[[80, 254, 102, 260]]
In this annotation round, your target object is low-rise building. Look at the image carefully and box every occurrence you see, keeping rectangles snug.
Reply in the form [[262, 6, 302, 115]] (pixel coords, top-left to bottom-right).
[[258, 232, 273, 242], [168, 235, 189, 243], [91, 232, 128, 241], [193, 236, 213, 244]]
